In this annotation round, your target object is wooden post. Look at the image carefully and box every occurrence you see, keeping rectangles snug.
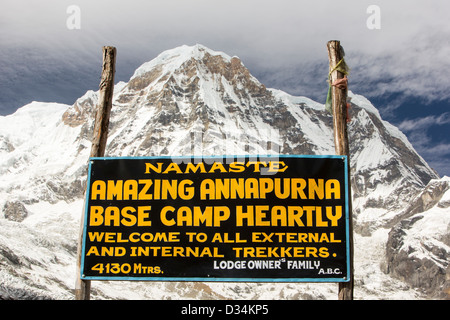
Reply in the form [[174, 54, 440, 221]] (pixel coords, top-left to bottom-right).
[[75, 46, 116, 300], [89, 46, 117, 158], [327, 40, 354, 300]]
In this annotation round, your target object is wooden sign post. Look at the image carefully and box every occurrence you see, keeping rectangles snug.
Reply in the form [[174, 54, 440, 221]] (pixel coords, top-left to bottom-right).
[[80, 155, 350, 283], [327, 40, 354, 300], [75, 46, 116, 300]]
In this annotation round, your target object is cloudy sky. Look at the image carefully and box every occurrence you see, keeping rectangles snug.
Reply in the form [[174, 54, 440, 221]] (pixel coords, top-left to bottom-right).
[[1, 0, 449, 176]]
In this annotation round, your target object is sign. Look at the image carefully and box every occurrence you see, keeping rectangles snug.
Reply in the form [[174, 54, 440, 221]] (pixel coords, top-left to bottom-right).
[[80, 155, 350, 282]]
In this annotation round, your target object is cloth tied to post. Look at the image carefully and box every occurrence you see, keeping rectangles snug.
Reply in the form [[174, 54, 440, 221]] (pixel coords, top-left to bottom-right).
[[325, 58, 350, 114]]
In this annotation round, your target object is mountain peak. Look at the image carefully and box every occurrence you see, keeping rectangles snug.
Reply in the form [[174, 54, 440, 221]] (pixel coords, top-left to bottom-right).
[[123, 43, 258, 96], [62, 44, 264, 130], [130, 44, 235, 80], [118, 44, 267, 118]]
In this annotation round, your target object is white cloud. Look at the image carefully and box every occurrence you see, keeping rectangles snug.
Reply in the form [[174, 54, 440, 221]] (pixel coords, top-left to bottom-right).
[[398, 117, 450, 176], [413, 139, 450, 177], [397, 113, 450, 132]]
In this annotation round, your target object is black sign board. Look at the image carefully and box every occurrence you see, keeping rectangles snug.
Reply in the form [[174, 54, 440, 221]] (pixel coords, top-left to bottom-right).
[[80, 155, 350, 282]]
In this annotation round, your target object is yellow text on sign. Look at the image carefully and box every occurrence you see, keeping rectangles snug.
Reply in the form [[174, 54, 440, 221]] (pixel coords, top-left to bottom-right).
[[160, 206, 230, 227], [89, 206, 152, 227]]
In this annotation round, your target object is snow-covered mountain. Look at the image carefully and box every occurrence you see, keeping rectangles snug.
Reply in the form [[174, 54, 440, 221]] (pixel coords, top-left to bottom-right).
[[0, 44, 448, 299]]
